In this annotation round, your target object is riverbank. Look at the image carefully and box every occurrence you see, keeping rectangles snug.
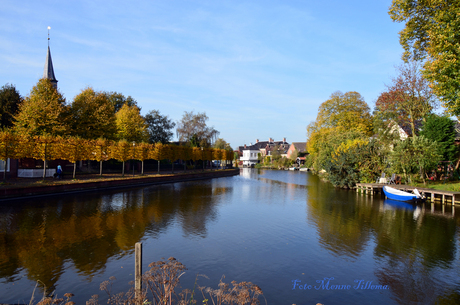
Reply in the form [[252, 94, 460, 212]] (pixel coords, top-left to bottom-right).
[[0, 168, 240, 200]]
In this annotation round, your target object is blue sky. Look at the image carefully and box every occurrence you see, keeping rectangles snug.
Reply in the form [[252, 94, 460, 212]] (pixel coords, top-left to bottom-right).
[[0, 0, 404, 148]]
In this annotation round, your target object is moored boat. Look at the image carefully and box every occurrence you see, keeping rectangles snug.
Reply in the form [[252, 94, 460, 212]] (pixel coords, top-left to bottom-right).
[[383, 186, 422, 202]]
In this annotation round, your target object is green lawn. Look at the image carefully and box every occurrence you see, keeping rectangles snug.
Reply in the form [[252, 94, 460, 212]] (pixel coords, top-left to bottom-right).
[[414, 181, 460, 192]]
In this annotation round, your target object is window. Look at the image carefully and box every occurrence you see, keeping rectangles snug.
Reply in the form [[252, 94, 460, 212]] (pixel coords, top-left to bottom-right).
[[0, 159, 10, 172]]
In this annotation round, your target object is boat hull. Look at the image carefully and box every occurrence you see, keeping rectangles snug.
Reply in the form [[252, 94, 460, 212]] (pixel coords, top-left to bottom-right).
[[383, 186, 419, 202]]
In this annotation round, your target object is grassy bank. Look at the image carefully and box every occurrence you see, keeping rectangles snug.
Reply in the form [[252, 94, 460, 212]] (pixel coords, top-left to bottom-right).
[[413, 181, 460, 192]]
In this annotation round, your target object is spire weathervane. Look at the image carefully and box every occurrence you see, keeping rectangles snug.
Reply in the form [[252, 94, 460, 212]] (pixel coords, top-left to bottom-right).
[[47, 26, 51, 46]]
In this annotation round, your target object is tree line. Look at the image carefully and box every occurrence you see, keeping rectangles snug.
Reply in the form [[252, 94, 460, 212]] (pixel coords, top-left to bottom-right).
[[0, 78, 232, 180], [0, 130, 233, 179], [307, 67, 457, 188], [306, 1, 460, 188]]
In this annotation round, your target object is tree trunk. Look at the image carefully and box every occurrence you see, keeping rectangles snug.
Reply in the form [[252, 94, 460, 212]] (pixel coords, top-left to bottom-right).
[[172, 161, 174, 174], [73, 162, 77, 179], [100, 161, 103, 176], [3, 160, 6, 182], [43, 159, 46, 180], [141, 160, 144, 175], [158, 160, 160, 175], [122, 161, 125, 177]]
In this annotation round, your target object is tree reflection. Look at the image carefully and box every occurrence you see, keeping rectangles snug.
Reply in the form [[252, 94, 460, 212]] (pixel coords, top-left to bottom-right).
[[0, 181, 223, 293], [306, 181, 459, 303]]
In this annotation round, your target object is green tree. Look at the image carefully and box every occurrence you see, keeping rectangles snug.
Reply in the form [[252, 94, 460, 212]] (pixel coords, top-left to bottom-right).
[[389, 136, 441, 183], [144, 110, 175, 144], [14, 78, 68, 136], [104, 91, 139, 113], [176, 111, 219, 147], [270, 145, 281, 161], [69, 87, 116, 139], [0, 84, 22, 130], [420, 114, 458, 162], [389, 0, 460, 115], [115, 104, 148, 143]]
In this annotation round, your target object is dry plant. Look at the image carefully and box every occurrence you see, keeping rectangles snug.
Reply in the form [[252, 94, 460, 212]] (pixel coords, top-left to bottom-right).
[[143, 257, 186, 305], [28, 258, 266, 305], [197, 276, 266, 305]]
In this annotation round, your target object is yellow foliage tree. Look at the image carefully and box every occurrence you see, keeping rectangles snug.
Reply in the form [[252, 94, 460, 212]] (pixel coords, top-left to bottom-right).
[[115, 104, 148, 143], [33, 134, 61, 179], [69, 87, 116, 140], [135, 142, 151, 175], [92, 138, 111, 176], [110, 139, 131, 176], [62, 136, 91, 179], [182, 146, 192, 171], [14, 78, 69, 137], [0, 130, 17, 181], [153, 143, 166, 174]]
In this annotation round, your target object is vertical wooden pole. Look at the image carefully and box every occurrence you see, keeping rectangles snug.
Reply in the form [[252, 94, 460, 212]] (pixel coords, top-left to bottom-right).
[[135, 242, 142, 300]]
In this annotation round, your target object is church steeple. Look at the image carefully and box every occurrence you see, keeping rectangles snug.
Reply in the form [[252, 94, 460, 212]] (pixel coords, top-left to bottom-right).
[[43, 26, 58, 89]]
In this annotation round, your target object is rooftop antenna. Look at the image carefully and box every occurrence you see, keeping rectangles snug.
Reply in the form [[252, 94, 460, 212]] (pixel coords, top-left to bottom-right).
[[47, 26, 51, 46]]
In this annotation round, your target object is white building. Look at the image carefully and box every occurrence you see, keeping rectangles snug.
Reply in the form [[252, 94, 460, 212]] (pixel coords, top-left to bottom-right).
[[240, 144, 260, 167]]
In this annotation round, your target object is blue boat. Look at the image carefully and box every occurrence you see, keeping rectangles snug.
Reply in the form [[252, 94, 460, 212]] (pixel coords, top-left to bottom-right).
[[383, 186, 422, 202]]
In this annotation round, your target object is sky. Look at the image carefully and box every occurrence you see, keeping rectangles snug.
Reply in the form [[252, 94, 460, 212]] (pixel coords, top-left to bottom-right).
[[0, 0, 405, 149]]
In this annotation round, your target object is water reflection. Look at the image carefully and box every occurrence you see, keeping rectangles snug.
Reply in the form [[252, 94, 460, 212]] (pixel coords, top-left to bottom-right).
[[0, 181, 226, 293], [0, 169, 459, 305]]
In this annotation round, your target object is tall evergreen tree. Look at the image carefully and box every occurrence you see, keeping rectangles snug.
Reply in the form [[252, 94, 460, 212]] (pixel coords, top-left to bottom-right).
[[0, 84, 22, 130]]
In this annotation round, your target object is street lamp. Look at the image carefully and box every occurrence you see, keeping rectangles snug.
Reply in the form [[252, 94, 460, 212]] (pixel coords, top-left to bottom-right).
[[132, 142, 135, 177], [201, 147, 204, 172]]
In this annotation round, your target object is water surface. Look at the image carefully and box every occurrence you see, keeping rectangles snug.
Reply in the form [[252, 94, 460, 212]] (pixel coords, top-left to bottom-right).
[[0, 169, 459, 304]]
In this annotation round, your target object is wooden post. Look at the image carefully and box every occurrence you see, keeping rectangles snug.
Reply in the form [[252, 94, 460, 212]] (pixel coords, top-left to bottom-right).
[[135, 242, 142, 300]]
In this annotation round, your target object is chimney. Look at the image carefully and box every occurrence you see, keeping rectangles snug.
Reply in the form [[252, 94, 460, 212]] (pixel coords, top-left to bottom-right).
[[244, 144, 247, 149], [256, 139, 259, 143], [283, 137, 286, 143]]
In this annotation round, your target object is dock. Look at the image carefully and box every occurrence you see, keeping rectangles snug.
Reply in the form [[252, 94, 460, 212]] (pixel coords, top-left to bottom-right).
[[355, 183, 460, 205]]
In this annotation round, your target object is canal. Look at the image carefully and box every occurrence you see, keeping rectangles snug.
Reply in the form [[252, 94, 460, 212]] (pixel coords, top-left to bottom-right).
[[0, 168, 460, 304]]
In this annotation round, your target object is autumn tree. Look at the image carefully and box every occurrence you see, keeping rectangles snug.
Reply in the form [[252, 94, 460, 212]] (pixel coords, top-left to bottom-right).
[[307, 91, 374, 180], [213, 138, 232, 151], [92, 138, 111, 176], [63, 136, 90, 179], [389, 0, 460, 114], [0, 130, 17, 181], [144, 110, 175, 144], [69, 87, 116, 140], [110, 139, 131, 176], [0, 84, 22, 130], [135, 142, 151, 175], [374, 61, 438, 137], [14, 78, 68, 136], [115, 104, 148, 143], [176, 111, 219, 147], [153, 143, 166, 174], [311, 91, 373, 136], [33, 134, 62, 179], [104, 91, 139, 113]]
